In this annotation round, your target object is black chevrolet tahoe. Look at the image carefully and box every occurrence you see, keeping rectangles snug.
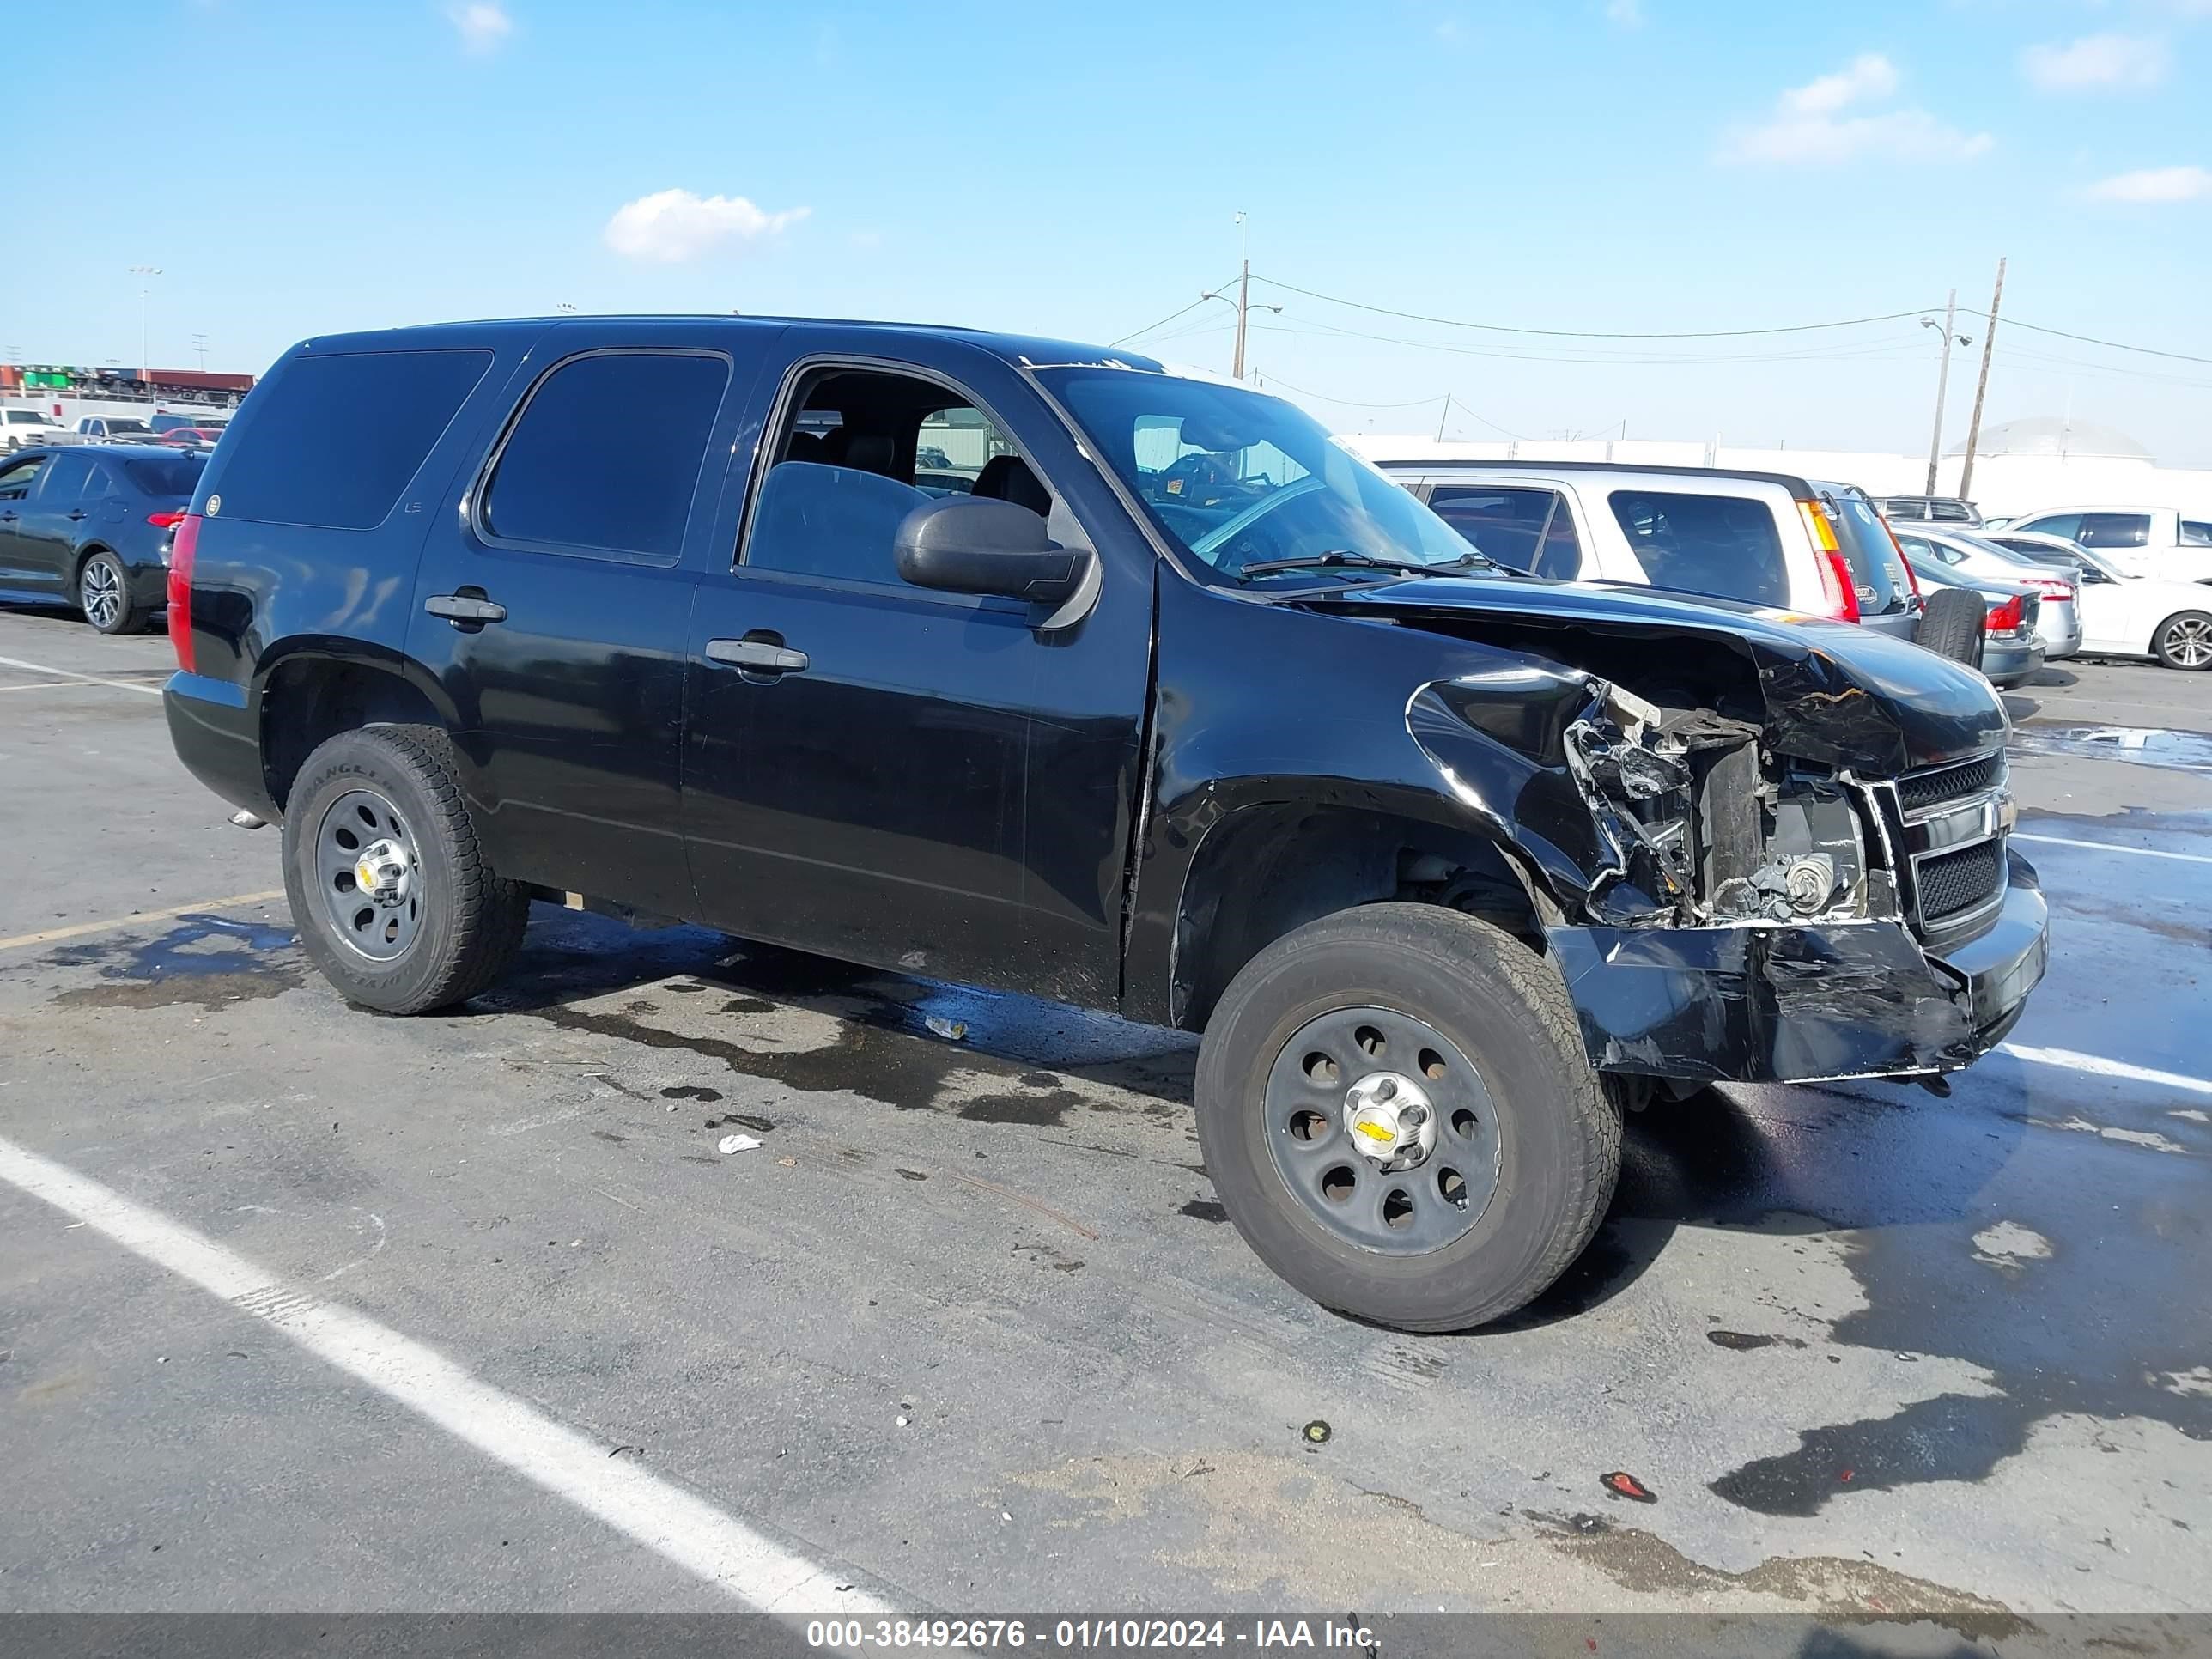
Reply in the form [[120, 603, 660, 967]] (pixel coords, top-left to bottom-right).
[[163, 317, 2050, 1332]]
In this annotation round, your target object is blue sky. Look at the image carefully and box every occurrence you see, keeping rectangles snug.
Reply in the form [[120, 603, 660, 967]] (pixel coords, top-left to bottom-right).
[[9, 0, 2211, 460]]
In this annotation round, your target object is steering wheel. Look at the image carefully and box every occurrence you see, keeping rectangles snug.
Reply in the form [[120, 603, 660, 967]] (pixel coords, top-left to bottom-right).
[[1192, 475, 1328, 568]]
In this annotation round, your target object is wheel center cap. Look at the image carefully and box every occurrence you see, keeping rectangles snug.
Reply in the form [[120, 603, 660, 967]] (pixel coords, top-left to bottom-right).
[[355, 839, 410, 907], [1343, 1071, 1437, 1172]]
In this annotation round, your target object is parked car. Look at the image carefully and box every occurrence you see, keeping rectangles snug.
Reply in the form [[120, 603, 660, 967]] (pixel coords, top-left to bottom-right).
[[1370, 460, 1924, 640], [154, 426, 227, 449], [149, 411, 229, 436], [0, 444, 204, 632], [163, 316, 2046, 1333], [1987, 507, 2212, 584], [74, 415, 157, 443], [1876, 495, 1982, 527], [1899, 553, 2047, 688], [1889, 526, 2081, 659], [4, 408, 65, 451], [1982, 532, 2212, 671]]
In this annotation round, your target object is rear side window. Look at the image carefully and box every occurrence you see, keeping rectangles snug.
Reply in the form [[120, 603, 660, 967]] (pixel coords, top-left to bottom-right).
[[2020, 513, 2081, 542], [1427, 485, 1582, 579], [210, 349, 490, 529], [1607, 490, 1789, 606], [481, 351, 729, 562], [2076, 513, 2150, 550], [38, 452, 97, 500], [2184, 520, 2212, 547]]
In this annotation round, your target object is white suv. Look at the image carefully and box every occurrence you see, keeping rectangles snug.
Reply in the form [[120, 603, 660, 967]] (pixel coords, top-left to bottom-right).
[[3, 408, 64, 450], [1986, 507, 2212, 585], [1370, 459, 1924, 640]]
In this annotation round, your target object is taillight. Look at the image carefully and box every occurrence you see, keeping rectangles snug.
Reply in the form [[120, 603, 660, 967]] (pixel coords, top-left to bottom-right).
[[146, 510, 186, 529], [167, 513, 201, 673], [1814, 548, 1862, 623], [1797, 500, 1860, 621], [1984, 595, 2023, 634], [2026, 577, 2075, 603]]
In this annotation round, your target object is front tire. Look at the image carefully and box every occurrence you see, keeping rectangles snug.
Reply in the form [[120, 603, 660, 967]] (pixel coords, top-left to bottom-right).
[[1194, 903, 1621, 1333], [283, 726, 530, 1013], [78, 551, 141, 635], [2153, 611, 2212, 671]]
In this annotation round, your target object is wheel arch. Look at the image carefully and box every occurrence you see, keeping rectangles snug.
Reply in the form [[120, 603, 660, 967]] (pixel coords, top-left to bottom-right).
[[1156, 787, 1555, 1034], [253, 639, 461, 814]]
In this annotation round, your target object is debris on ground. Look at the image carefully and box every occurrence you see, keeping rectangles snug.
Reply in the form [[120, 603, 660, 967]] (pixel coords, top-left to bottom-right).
[[1601, 1470, 1657, 1503], [1302, 1419, 1332, 1445], [717, 1133, 762, 1156], [924, 1016, 969, 1041]]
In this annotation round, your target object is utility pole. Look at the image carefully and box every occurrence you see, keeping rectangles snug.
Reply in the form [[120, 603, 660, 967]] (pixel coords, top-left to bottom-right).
[[1436, 395, 1451, 442], [128, 265, 162, 384], [1957, 257, 2005, 502], [191, 332, 210, 371], [1919, 290, 1970, 495]]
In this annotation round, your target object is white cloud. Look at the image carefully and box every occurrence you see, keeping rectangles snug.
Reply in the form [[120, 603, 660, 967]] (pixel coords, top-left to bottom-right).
[[1719, 53, 1993, 166], [2021, 33, 2167, 91], [2081, 163, 2212, 202], [602, 189, 810, 263], [447, 2, 513, 53], [1605, 0, 1644, 27], [1782, 51, 1899, 114]]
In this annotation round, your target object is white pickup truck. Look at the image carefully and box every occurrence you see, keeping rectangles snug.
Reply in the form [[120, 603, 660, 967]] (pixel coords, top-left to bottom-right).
[[1990, 506, 2212, 584], [3, 408, 65, 450]]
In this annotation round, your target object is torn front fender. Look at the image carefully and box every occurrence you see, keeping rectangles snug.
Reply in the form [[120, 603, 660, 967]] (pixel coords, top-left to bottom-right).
[[1550, 851, 2050, 1082]]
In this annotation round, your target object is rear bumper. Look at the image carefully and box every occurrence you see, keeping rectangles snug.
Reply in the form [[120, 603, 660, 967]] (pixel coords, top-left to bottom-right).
[[164, 672, 275, 818], [1984, 637, 2045, 688], [1550, 851, 2049, 1084]]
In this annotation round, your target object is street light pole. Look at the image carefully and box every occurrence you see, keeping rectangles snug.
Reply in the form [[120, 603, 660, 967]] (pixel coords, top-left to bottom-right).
[[127, 265, 163, 384], [1919, 290, 1970, 495]]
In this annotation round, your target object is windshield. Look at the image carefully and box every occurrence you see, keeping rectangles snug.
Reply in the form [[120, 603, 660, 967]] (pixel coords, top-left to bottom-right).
[[122, 453, 208, 495], [5, 411, 45, 425], [1036, 368, 1479, 585]]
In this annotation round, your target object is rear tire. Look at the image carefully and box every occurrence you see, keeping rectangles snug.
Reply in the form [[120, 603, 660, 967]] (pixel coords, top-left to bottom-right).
[[1194, 902, 1620, 1333], [283, 725, 530, 1013], [1915, 586, 1985, 669], [77, 550, 142, 635], [2152, 611, 2212, 672]]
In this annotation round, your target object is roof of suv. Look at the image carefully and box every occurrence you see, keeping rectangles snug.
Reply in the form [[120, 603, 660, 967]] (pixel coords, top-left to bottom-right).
[[289, 315, 1171, 376], [1372, 457, 1823, 497]]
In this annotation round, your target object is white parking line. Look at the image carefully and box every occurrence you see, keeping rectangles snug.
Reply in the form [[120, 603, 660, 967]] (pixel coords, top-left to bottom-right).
[[0, 1133, 896, 1613], [0, 652, 166, 696], [2015, 833, 2212, 866], [2001, 1044, 2212, 1098]]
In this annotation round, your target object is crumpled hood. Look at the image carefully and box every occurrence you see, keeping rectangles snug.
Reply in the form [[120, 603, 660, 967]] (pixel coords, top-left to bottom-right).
[[1307, 576, 2008, 775]]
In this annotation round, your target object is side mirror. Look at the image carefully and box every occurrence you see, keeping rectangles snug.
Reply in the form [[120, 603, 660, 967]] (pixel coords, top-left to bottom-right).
[[895, 495, 1088, 605]]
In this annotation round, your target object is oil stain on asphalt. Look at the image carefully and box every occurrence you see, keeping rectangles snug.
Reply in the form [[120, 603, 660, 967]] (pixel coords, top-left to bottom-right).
[[40, 913, 301, 1012]]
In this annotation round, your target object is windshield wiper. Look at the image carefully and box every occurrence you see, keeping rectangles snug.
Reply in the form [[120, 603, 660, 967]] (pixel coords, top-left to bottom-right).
[[1237, 549, 1504, 580]]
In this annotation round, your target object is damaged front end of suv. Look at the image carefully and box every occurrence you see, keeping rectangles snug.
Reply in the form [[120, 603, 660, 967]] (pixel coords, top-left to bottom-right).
[[1376, 586, 2051, 1085]]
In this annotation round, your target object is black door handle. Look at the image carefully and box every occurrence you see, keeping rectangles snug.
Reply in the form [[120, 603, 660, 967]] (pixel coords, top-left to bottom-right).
[[67, 510, 87, 521], [425, 592, 507, 626], [705, 636, 809, 676], [0, 511, 16, 522]]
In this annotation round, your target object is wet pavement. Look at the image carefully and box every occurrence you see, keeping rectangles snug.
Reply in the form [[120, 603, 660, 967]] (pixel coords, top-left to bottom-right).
[[2, 605, 2209, 1626]]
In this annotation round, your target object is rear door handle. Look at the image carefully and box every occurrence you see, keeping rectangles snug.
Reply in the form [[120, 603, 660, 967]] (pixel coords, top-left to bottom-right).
[[705, 638, 809, 675], [67, 510, 87, 521], [424, 592, 507, 625], [0, 511, 16, 522]]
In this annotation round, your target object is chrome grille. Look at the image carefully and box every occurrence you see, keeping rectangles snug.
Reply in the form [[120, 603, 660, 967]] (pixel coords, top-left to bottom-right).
[[1917, 841, 2004, 923], [1897, 755, 2002, 813]]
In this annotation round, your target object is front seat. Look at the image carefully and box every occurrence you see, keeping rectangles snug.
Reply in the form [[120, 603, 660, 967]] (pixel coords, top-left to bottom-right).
[[970, 454, 1050, 515]]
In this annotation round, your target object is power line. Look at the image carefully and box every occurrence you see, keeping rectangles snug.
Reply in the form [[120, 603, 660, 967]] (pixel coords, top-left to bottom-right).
[[1249, 274, 1941, 341], [1960, 310, 2212, 368], [1109, 280, 1240, 348]]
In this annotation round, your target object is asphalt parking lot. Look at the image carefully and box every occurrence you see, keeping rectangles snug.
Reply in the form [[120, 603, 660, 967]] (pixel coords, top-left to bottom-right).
[[3, 605, 2208, 1626]]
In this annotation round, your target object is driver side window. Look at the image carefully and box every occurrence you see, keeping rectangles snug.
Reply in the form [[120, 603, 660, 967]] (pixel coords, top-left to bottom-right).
[[742, 366, 1041, 586]]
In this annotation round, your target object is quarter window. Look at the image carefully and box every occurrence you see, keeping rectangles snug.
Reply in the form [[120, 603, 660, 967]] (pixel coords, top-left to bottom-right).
[[1607, 490, 1790, 606], [742, 366, 1036, 587], [2181, 520, 2212, 547], [483, 351, 730, 562], [1428, 486, 1582, 579]]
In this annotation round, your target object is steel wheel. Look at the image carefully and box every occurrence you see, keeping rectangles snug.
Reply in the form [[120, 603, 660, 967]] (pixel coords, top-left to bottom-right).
[[314, 787, 424, 962], [79, 557, 125, 631], [2155, 613, 2212, 671], [1263, 1005, 1504, 1256]]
